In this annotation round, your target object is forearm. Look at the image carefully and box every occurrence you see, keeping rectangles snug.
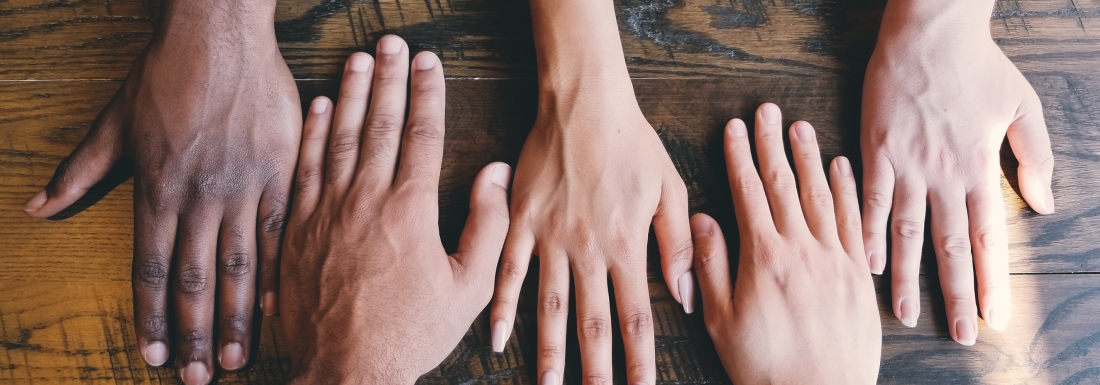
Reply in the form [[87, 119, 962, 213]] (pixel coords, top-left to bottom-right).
[[530, 0, 634, 98], [157, 0, 279, 48], [880, 0, 994, 40]]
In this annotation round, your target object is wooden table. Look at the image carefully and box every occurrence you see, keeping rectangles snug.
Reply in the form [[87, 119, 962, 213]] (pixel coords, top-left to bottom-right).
[[2, 0, 1099, 383]]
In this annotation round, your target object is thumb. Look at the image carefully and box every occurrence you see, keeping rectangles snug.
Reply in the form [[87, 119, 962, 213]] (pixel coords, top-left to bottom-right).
[[1006, 90, 1055, 214], [24, 104, 123, 218], [453, 162, 513, 284]]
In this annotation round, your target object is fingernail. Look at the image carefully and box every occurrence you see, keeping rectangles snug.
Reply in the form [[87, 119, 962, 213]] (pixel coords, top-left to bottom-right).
[[220, 342, 245, 371], [491, 163, 512, 189], [984, 306, 1006, 331], [692, 217, 712, 239], [23, 189, 47, 212], [1042, 190, 1055, 214], [836, 156, 852, 177], [541, 369, 559, 385], [868, 252, 884, 275], [414, 52, 438, 70], [142, 342, 168, 366], [793, 121, 814, 143], [348, 53, 371, 72], [677, 271, 695, 314], [310, 97, 329, 114], [760, 103, 781, 125], [491, 319, 508, 353], [261, 291, 277, 316], [728, 119, 747, 137], [897, 298, 917, 328], [379, 35, 402, 55], [180, 362, 210, 385], [954, 318, 977, 346]]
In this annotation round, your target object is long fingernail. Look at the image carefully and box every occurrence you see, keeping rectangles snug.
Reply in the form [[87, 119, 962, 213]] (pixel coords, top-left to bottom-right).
[[142, 342, 168, 366], [348, 53, 371, 72], [760, 103, 781, 125], [414, 52, 438, 70], [793, 121, 814, 143], [491, 163, 512, 189], [836, 156, 852, 177], [379, 35, 402, 55], [541, 369, 559, 385], [181, 362, 210, 385], [310, 97, 329, 114], [220, 342, 245, 370], [677, 271, 695, 314], [868, 252, 884, 275], [953, 318, 977, 346], [23, 189, 47, 212], [261, 291, 277, 316], [897, 298, 917, 328], [728, 119, 747, 137], [491, 319, 508, 353]]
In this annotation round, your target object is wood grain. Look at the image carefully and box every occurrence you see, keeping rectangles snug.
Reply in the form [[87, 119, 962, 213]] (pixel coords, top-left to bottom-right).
[[2, 0, 1100, 383]]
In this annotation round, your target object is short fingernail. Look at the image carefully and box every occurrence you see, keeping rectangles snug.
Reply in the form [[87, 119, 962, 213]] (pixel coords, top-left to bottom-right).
[[310, 97, 329, 114], [23, 189, 47, 212], [142, 342, 168, 366], [692, 217, 712, 239], [793, 121, 814, 143], [379, 35, 402, 55], [897, 298, 917, 328], [954, 318, 977, 346], [491, 319, 508, 353], [491, 163, 512, 189], [728, 119, 747, 137], [414, 52, 438, 70], [261, 291, 277, 316], [1043, 190, 1056, 213], [760, 103, 781, 125], [220, 342, 245, 371], [541, 369, 559, 385], [348, 53, 371, 72], [836, 156, 852, 177], [180, 362, 210, 385], [984, 306, 1006, 331], [868, 252, 884, 274], [677, 271, 695, 314]]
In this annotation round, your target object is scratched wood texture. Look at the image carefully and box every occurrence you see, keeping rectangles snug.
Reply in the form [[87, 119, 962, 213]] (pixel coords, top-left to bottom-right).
[[2, 0, 1099, 384]]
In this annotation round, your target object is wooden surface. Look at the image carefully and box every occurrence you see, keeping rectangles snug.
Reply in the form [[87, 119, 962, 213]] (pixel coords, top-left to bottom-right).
[[2, 0, 1100, 384]]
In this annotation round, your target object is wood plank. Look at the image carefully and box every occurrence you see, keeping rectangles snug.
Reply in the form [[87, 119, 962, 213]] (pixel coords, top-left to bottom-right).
[[2, 0, 1099, 80]]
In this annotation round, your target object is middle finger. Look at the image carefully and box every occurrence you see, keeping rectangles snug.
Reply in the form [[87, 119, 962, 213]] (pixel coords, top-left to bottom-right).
[[173, 211, 220, 385], [929, 187, 979, 346], [754, 103, 805, 234], [573, 257, 613, 384]]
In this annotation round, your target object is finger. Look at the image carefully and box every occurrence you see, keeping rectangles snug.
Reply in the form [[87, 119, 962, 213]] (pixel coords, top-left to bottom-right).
[[754, 103, 805, 234], [573, 259, 613, 385], [291, 97, 334, 221], [325, 52, 375, 192], [610, 262, 656, 385], [968, 182, 1011, 332], [929, 188, 979, 346], [356, 35, 410, 189], [24, 103, 122, 218], [216, 208, 258, 371], [1007, 90, 1055, 214], [454, 163, 512, 284], [829, 157, 865, 264], [889, 179, 926, 329], [789, 121, 838, 242], [723, 118, 773, 236], [690, 214, 733, 315], [536, 254, 570, 385], [173, 213, 220, 385], [861, 151, 895, 274], [490, 219, 533, 354], [257, 174, 291, 316], [654, 175, 694, 314], [131, 184, 177, 367], [395, 51, 446, 190]]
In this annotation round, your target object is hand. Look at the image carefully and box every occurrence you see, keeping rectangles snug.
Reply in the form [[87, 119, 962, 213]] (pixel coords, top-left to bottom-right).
[[489, 81, 693, 383], [861, 0, 1054, 344], [692, 104, 881, 384], [279, 36, 513, 384], [22, 3, 300, 381]]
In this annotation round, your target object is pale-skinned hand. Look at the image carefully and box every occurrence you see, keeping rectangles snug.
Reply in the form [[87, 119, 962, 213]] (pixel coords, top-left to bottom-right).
[[861, 0, 1054, 344], [279, 36, 513, 384], [693, 103, 881, 384]]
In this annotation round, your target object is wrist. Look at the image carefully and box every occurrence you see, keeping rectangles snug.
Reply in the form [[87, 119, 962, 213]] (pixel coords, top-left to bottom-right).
[[878, 0, 994, 45]]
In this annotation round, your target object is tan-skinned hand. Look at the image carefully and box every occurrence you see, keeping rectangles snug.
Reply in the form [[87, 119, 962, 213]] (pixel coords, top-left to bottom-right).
[[279, 36, 512, 384], [861, 0, 1054, 344], [694, 103, 881, 384]]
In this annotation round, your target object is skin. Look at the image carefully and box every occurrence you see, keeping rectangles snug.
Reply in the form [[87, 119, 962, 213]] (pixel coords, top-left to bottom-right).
[[279, 37, 513, 384], [693, 104, 881, 384], [489, 1, 693, 384], [862, 0, 1055, 344], [22, 1, 299, 382]]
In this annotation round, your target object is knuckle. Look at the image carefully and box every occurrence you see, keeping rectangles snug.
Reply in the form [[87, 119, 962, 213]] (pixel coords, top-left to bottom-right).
[[180, 330, 210, 351], [405, 121, 442, 145], [974, 229, 1002, 251], [261, 204, 288, 240], [221, 252, 253, 278], [365, 114, 401, 139], [939, 236, 973, 263], [413, 78, 443, 95], [865, 191, 892, 209], [621, 311, 652, 340], [222, 314, 249, 332], [135, 260, 169, 288], [582, 374, 611, 385], [839, 213, 862, 233], [807, 187, 833, 207], [733, 175, 764, 196], [666, 238, 694, 265], [764, 169, 796, 192], [892, 219, 924, 241], [328, 133, 360, 157], [539, 291, 568, 316], [580, 315, 611, 341], [498, 260, 526, 284], [178, 263, 210, 295], [141, 314, 167, 334], [696, 244, 728, 276], [296, 167, 323, 188], [539, 344, 563, 360]]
